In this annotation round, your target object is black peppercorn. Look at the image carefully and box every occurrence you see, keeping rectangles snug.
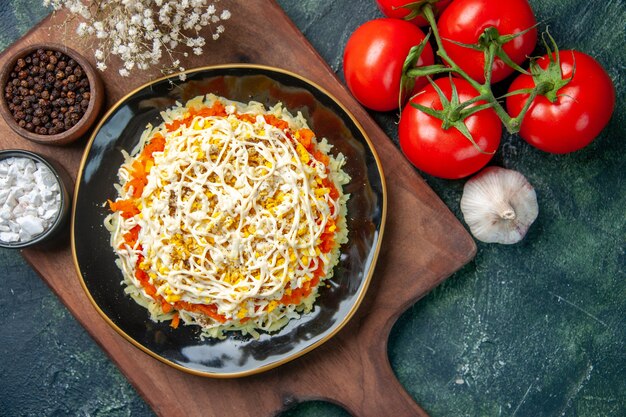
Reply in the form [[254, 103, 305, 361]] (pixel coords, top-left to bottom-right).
[[3, 48, 91, 135]]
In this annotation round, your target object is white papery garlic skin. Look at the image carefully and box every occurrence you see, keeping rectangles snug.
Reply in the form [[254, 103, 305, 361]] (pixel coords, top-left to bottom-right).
[[460, 167, 538, 244]]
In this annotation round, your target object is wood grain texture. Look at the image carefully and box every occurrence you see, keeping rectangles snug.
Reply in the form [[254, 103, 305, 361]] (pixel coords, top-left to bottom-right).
[[0, 1, 476, 416]]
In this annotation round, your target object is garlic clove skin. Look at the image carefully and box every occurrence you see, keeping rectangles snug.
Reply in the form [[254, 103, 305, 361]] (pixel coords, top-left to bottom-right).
[[460, 166, 538, 244]]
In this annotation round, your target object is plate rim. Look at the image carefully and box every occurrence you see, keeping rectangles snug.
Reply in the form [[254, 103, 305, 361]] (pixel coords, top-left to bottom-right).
[[71, 63, 388, 378]]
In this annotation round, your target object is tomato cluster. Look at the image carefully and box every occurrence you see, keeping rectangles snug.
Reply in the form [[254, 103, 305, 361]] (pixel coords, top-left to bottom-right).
[[343, 18, 433, 112], [343, 0, 615, 179]]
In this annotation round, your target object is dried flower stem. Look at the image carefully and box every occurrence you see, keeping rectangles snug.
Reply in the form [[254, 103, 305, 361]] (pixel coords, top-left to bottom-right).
[[43, 0, 231, 79]]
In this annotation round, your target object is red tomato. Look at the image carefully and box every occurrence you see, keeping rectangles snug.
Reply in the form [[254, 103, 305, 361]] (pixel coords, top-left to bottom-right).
[[399, 78, 502, 179], [437, 0, 537, 84], [375, 0, 452, 27], [343, 18, 434, 111], [506, 51, 615, 154]]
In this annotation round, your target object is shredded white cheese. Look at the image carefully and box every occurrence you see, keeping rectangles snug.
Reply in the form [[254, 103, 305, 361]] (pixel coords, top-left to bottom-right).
[[106, 94, 350, 339]]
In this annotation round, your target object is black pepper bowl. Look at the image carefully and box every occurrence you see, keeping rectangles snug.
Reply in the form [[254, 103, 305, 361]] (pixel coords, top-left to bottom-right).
[[0, 149, 72, 249], [0, 43, 104, 146]]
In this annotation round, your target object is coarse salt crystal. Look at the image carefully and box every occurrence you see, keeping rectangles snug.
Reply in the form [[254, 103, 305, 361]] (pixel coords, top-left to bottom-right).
[[0, 156, 62, 244], [17, 215, 45, 236], [0, 208, 10, 220], [0, 231, 19, 242]]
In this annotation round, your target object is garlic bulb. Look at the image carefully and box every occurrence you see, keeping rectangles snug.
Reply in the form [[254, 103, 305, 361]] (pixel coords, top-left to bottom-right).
[[460, 167, 538, 244]]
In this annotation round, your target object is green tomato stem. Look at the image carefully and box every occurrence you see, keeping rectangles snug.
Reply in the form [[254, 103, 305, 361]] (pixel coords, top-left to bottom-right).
[[406, 66, 453, 78], [418, 4, 542, 135], [508, 86, 541, 130]]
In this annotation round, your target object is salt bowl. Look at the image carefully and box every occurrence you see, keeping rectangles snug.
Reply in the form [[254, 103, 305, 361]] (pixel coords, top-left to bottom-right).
[[0, 149, 72, 248]]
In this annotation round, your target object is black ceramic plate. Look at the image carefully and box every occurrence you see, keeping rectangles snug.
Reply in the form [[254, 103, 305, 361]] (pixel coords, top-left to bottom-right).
[[72, 64, 386, 377]]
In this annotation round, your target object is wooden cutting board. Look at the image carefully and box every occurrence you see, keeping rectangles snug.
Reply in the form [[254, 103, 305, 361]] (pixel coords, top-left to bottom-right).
[[0, 1, 476, 416]]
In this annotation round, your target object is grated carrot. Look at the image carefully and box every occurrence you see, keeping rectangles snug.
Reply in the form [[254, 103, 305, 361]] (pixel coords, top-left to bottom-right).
[[108, 199, 140, 218]]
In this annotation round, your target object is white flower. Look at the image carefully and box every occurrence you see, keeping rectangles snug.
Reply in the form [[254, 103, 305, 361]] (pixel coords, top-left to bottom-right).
[[50, 0, 231, 77], [76, 22, 88, 36], [146, 18, 156, 31]]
